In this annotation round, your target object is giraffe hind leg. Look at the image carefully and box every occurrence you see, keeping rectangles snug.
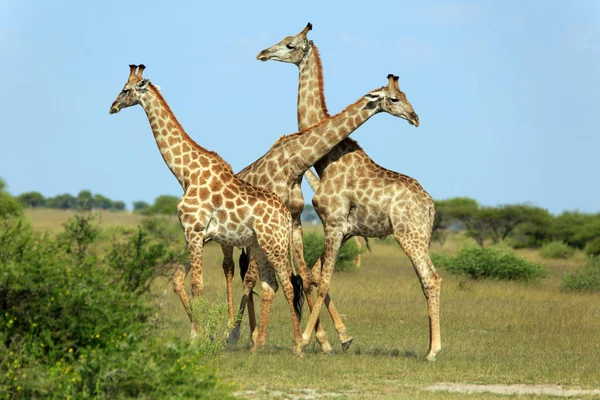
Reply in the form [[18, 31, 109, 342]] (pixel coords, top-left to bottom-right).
[[394, 232, 442, 361]]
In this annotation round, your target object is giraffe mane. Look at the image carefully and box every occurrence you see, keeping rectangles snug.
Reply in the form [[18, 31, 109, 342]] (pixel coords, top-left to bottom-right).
[[148, 84, 234, 173], [311, 44, 330, 118]]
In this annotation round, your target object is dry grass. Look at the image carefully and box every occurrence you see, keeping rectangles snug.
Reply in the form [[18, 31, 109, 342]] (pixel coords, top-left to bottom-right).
[[24, 211, 600, 398], [24, 208, 146, 233]]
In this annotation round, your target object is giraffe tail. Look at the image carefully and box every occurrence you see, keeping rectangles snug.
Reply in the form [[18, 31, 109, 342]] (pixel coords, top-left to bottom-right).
[[287, 217, 304, 320]]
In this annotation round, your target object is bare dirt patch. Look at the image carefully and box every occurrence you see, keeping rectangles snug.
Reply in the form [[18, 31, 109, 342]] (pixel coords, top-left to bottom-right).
[[423, 382, 600, 397]]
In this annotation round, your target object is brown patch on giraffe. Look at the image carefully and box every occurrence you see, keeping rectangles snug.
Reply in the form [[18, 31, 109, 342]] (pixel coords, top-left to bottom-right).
[[210, 178, 223, 192], [198, 187, 210, 201], [172, 145, 182, 156], [183, 154, 190, 164], [212, 193, 223, 208], [225, 200, 235, 209], [199, 156, 210, 168], [168, 136, 178, 146]]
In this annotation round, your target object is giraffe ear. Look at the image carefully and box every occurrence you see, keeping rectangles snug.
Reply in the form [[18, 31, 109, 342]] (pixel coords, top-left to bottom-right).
[[136, 79, 150, 90], [363, 92, 382, 102]]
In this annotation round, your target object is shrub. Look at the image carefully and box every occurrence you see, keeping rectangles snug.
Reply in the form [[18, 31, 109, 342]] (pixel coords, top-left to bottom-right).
[[0, 213, 232, 398], [105, 226, 185, 295], [584, 237, 600, 258], [561, 257, 600, 293], [431, 247, 547, 282], [539, 241, 575, 259], [303, 232, 364, 272]]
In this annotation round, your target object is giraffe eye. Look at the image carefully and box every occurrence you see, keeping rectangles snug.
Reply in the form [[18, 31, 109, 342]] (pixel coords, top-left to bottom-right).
[[390, 97, 399, 103], [122, 89, 130, 94], [286, 44, 295, 50]]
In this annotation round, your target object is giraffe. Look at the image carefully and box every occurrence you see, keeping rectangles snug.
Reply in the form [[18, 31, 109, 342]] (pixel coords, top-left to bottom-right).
[[109, 64, 304, 354], [304, 168, 370, 268], [226, 71, 419, 354], [257, 23, 442, 361]]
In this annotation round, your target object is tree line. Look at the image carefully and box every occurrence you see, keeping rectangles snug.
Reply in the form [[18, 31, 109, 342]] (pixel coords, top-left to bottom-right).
[[433, 197, 600, 251], [4, 178, 599, 251]]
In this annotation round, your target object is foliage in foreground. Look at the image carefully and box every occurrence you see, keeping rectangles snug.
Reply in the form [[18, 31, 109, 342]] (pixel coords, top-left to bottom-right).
[[0, 209, 232, 398], [539, 241, 575, 259], [303, 232, 364, 272], [431, 247, 548, 282], [561, 256, 600, 293]]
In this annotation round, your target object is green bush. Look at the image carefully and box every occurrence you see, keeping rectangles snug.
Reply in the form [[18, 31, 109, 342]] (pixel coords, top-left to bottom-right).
[[561, 257, 600, 293], [0, 213, 232, 398], [105, 226, 184, 295], [431, 247, 547, 282], [303, 232, 364, 272], [584, 237, 600, 258], [539, 241, 575, 259]]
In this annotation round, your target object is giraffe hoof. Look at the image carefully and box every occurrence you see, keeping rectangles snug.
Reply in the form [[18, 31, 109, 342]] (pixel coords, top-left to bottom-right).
[[341, 337, 354, 352], [425, 348, 441, 362], [226, 327, 240, 350]]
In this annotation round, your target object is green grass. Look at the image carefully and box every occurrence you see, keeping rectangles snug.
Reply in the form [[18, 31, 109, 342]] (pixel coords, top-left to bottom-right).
[[24, 211, 600, 399]]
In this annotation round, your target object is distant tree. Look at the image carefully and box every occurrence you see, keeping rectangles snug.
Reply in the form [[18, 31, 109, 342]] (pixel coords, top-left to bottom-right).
[[17, 191, 46, 209], [133, 201, 151, 212], [149, 195, 178, 215], [113, 201, 126, 211], [93, 194, 114, 210], [551, 211, 600, 249], [77, 190, 94, 210], [508, 206, 553, 248], [46, 193, 77, 210], [442, 197, 480, 228]]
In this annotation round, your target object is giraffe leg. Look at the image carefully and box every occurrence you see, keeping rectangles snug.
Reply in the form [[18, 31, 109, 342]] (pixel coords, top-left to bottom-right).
[[353, 236, 364, 268], [394, 233, 442, 361], [244, 253, 259, 345], [292, 222, 332, 353], [310, 256, 353, 351], [248, 248, 278, 353], [172, 262, 192, 319], [183, 229, 205, 338], [221, 244, 235, 329], [301, 227, 343, 349], [253, 242, 303, 355]]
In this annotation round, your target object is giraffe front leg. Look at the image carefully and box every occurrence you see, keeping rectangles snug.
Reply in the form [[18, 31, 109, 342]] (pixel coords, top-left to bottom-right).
[[292, 223, 332, 353], [309, 242, 353, 350], [184, 228, 205, 339], [301, 228, 343, 349]]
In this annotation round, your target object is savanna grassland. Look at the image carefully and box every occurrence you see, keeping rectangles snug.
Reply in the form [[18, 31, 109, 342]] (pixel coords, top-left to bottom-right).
[[23, 210, 600, 399]]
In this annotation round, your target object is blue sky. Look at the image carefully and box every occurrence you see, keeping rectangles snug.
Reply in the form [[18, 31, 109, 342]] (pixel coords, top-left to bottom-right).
[[0, 1, 598, 214]]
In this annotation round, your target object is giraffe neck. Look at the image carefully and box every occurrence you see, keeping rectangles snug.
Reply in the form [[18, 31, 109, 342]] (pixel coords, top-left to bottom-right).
[[290, 96, 379, 175], [140, 85, 212, 190], [297, 44, 329, 131]]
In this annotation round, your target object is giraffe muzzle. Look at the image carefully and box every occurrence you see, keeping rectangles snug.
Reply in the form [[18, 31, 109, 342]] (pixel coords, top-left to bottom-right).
[[256, 50, 270, 61]]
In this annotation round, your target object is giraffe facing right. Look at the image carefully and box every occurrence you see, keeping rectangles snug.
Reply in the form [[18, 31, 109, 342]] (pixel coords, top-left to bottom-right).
[[257, 23, 442, 361]]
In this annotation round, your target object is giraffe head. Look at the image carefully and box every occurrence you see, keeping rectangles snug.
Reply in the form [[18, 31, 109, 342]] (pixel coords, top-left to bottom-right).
[[256, 22, 312, 65], [109, 64, 154, 114], [363, 75, 419, 127]]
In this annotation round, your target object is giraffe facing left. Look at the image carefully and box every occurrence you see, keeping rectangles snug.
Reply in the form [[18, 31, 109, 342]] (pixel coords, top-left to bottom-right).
[[109, 64, 304, 354]]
